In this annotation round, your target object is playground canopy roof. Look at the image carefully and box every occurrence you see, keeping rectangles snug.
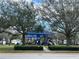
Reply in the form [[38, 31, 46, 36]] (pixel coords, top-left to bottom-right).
[[26, 32, 53, 35]]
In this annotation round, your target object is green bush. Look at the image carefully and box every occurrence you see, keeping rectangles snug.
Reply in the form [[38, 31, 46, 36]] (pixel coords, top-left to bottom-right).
[[14, 45, 43, 50], [48, 46, 79, 51]]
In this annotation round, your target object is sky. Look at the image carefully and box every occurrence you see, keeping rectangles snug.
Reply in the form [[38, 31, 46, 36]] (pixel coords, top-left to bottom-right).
[[12, 0, 51, 32], [12, 0, 32, 3], [32, 0, 42, 4], [12, 0, 42, 6], [13, 0, 42, 3]]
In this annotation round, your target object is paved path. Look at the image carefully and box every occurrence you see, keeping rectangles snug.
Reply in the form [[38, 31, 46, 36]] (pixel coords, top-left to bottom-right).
[[43, 46, 51, 52], [0, 53, 79, 59]]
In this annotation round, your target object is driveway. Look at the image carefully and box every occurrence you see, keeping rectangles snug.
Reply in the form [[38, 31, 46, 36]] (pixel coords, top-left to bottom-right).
[[0, 53, 79, 59]]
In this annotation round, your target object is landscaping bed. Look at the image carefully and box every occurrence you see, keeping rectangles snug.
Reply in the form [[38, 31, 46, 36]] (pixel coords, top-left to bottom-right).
[[48, 45, 79, 51], [14, 45, 43, 50]]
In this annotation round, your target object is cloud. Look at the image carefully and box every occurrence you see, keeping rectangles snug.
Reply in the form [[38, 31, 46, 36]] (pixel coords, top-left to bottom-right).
[[12, 0, 19, 2], [33, 0, 42, 3], [12, 0, 32, 3], [26, 0, 32, 3]]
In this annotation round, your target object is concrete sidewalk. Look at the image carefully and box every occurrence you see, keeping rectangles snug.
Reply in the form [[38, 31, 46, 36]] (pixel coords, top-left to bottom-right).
[[0, 53, 79, 59]]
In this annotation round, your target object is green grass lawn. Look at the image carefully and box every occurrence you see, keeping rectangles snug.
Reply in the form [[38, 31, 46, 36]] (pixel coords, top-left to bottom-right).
[[0, 45, 43, 53], [0, 45, 14, 53], [1, 45, 79, 53]]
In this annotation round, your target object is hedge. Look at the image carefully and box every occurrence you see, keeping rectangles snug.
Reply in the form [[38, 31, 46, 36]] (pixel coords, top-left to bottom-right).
[[14, 45, 43, 50], [48, 46, 79, 51]]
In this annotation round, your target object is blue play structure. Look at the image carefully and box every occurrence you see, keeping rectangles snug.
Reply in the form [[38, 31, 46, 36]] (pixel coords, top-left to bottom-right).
[[25, 32, 50, 45]]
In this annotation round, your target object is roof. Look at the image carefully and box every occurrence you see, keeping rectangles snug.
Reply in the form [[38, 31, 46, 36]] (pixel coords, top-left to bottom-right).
[[26, 32, 53, 35]]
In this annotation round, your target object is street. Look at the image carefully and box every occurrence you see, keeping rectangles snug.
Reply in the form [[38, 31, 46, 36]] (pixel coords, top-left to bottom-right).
[[0, 53, 79, 59]]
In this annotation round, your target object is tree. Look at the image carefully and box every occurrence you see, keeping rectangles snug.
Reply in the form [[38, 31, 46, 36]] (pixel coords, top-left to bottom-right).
[[0, 0, 19, 45], [40, 0, 79, 45], [11, 1, 36, 45], [0, 0, 17, 32], [0, 17, 7, 32], [34, 25, 44, 32], [0, 0, 36, 45], [0, 0, 8, 32]]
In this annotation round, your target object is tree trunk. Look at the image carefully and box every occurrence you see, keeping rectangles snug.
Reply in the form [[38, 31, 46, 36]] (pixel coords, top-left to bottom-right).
[[21, 26, 26, 45], [74, 39, 76, 45], [22, 32, 26, 45], [66, 37, 72, 46], [9, 39, 12, 45]]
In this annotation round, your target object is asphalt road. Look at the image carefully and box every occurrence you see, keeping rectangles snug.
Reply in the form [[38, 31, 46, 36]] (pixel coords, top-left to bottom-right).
[[0, 53, 79, 59]]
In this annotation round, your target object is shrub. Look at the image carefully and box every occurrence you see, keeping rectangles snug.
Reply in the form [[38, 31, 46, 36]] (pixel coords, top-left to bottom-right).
[[14, 45, 43, 50], [48, 46, 79, 51]]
